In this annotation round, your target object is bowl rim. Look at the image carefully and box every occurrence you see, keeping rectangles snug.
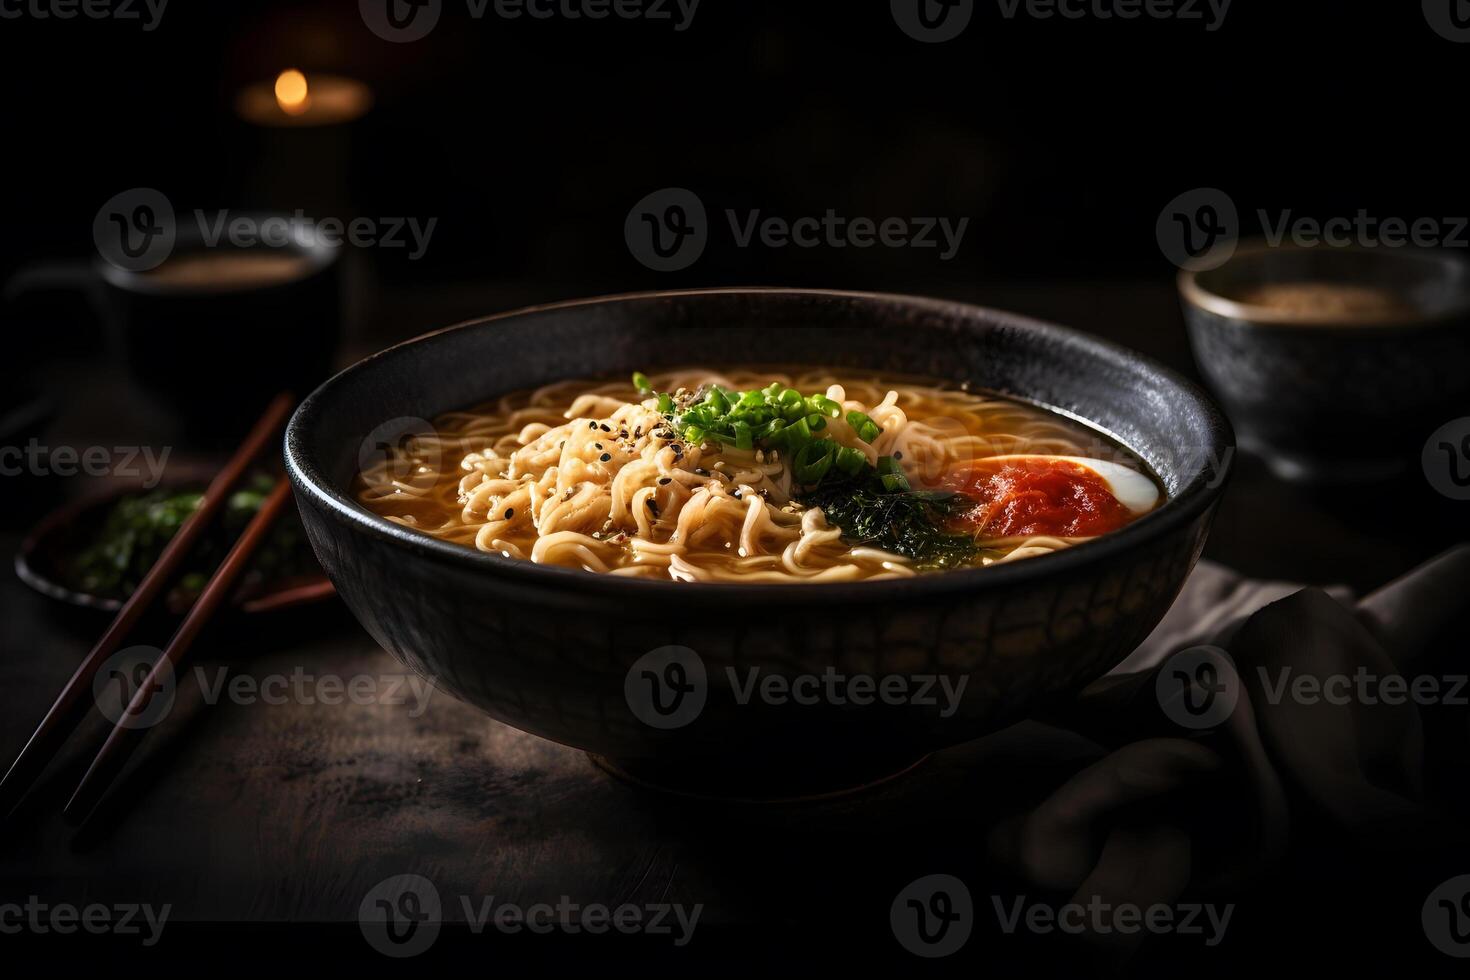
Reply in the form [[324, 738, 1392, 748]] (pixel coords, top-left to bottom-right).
[[285, 287, 1232, 605], [1178, 240, 1470, 329]]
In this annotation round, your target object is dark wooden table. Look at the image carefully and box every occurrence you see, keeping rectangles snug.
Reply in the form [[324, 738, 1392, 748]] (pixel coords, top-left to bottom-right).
[[3, 280, 1465, 974]]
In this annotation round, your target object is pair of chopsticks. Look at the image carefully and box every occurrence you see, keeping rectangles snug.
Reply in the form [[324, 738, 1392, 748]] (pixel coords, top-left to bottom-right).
[[0, 393, 297, 825]]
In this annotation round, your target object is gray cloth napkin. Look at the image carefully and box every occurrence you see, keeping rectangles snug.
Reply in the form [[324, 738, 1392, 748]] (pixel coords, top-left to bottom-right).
[[986, 544, 1470, 960]]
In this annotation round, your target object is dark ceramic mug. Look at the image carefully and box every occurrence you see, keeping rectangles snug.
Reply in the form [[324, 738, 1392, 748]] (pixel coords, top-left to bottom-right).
[[1180, 242, 1470, 483], [9, 214, 341, 444]]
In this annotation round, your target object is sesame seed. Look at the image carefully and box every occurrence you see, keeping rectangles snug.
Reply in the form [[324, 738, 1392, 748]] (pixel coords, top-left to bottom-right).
[[504, 507, 515, 519], [599, 453, 612, 462], [658, 477, 671, 485]]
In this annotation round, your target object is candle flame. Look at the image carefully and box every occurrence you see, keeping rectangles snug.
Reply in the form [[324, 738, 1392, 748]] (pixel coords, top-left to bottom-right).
[[274, 69, 310, 115]]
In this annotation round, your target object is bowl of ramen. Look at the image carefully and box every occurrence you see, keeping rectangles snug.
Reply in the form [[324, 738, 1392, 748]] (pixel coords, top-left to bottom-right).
[[285, 288, 1232, 798], [1180, 242, 1470, 483]]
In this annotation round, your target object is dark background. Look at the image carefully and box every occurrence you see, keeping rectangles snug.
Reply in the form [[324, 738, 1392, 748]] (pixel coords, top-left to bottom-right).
[[4, 0, 1466, 584], [1, 1, 1467, 975], [1, 0, 1463, 299]]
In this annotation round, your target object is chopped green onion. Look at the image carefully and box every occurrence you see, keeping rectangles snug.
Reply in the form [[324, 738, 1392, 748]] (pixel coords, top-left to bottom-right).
[[704, 388, 730, 415], [846, 411, 881, 443], [632, 372, 652, 395], [793, 440, 835, 484], [876, 455, 911, 492], [810, 394, 842, 418], [834, 445, 867, 476]]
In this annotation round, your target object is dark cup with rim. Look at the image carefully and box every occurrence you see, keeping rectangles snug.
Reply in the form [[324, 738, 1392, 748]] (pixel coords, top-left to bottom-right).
[[1180, 242, 1470, 483], [98, 215, 341, 441]]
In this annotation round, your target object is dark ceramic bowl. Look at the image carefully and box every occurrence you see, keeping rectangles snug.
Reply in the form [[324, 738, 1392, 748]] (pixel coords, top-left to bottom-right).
[[1181, 242, 1470, 483], [285, 288, 1232, 798]]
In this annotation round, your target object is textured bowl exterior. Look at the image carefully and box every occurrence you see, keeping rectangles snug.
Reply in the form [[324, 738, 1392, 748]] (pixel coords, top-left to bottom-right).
[[1186, 309, 1470, 478], [286, 289, 1231, 771]]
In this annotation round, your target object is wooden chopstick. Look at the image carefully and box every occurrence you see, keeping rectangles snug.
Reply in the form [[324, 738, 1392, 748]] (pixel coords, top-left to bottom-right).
[[0, 392, 294, 819], [64, 477, 295, 824]]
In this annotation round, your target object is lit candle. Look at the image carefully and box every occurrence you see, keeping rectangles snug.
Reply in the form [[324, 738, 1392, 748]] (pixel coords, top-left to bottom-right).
[[236, 69, 372, 128]]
